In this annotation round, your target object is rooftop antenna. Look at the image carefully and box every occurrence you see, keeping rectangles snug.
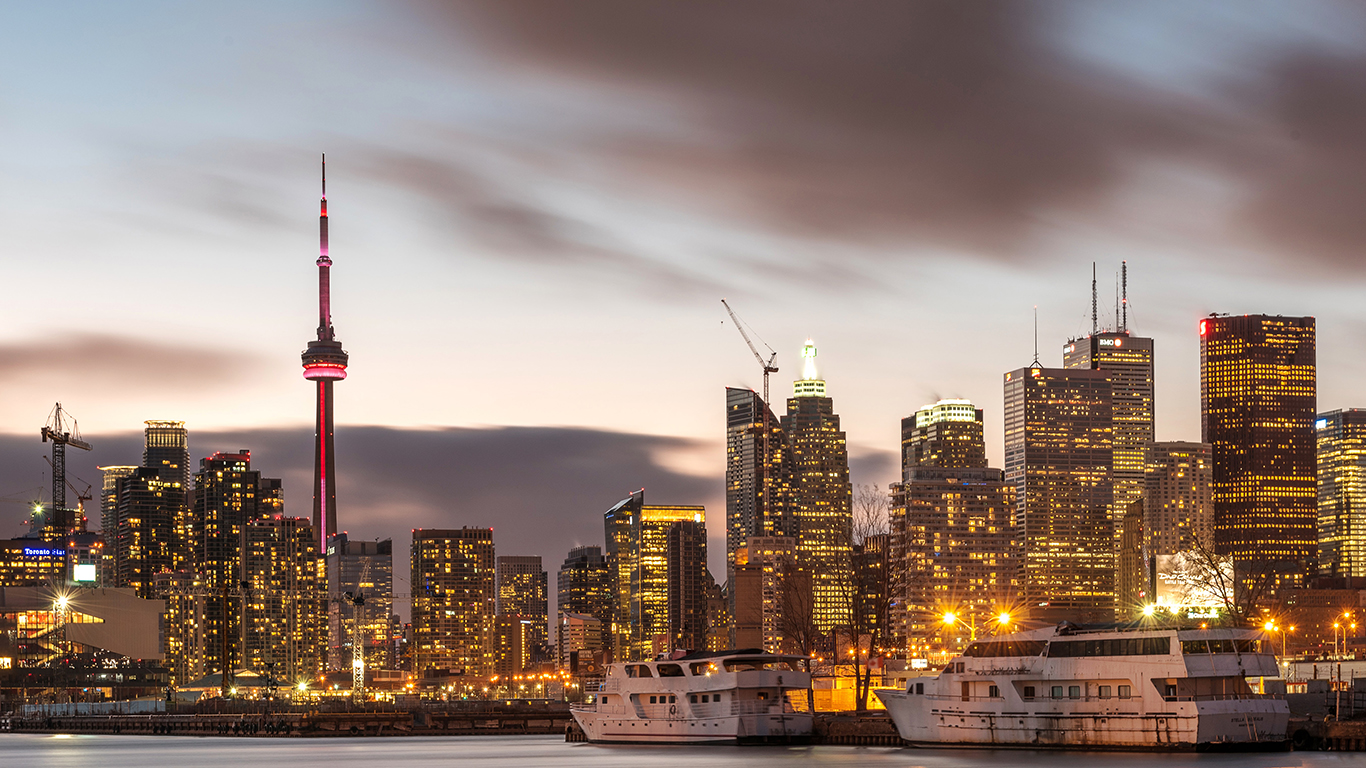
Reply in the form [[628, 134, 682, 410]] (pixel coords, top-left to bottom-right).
[[1091, 262, 1098, 336], [1115, 274, 1119, 334], [1032, 306, 1040, 366], [1122, 260, 1128, 332]]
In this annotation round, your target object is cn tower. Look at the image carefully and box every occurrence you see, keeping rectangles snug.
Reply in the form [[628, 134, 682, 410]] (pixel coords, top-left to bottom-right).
[[302, 154, 348, 551]]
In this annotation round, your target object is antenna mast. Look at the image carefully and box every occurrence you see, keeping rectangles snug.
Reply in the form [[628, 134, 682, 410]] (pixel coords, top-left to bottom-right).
[[1091, 262, 1098, 336], [1032, 306, 1040, 366], [1122, 260, 1128, 332]]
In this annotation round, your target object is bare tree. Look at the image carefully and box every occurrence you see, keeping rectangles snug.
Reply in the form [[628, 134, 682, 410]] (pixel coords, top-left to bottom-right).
[[1164, 534, 1277, 624], [776, 561, 819, 712], [835, 483, 892, 711]]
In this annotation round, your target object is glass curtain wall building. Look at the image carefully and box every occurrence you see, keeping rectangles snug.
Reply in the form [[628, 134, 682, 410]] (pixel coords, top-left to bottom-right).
[[1317, 409, 1366, 578]]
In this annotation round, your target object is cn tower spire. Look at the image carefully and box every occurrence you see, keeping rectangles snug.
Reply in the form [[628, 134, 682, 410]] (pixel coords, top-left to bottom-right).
[[303, 153, 349, 553]]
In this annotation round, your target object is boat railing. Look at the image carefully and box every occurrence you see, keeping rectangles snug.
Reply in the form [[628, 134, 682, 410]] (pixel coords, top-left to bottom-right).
[[600, 679, 621, 692], [730, 699, 799, 716], [1162, 694, 1285, 702]]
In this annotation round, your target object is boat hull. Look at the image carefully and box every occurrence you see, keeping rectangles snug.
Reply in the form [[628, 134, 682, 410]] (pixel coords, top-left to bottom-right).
[[571, 708, 812, 745]]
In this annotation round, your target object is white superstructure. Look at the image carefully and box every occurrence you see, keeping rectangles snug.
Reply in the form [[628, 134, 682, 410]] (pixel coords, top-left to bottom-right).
[[571, 650, 812, 744], [877, 625, 1289, 750]]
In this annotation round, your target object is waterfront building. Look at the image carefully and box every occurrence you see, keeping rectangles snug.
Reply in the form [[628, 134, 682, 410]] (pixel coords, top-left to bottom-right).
[[725, 387, 795, 597], [0, 540, 67, 586], [901, 399, 988, 477], [492, 614, 533, 678], [1200, 314, 1317, 581], [326, 534, 395, 671], [156, 569, 207, 684], [1144, 442, 1214, 557], [496, 555, 548, 649], [109, 467, 184, 599], [242, 515, 325, 686], [1317, 409, 1366, 577], [782, 340, 853, 633], [1004, 365, 1115, 623], [411, 528, 496, 678], [853, 532, 890, 646], [1064, 332, 1155, 536]]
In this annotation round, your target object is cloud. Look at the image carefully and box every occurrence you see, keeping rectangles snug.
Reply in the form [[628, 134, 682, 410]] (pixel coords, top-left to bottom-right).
[[0, 334, 260, 391]]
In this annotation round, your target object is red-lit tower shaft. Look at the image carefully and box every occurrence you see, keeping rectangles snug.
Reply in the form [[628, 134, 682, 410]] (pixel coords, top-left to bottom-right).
[[303, 156, 348, 552]]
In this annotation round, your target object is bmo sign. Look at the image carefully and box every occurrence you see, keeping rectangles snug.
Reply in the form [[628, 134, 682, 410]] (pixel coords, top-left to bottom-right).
[[1098, 338, 1123, 347]]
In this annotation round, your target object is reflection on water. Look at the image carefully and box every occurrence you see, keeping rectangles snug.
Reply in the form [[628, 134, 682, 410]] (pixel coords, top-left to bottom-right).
[[0, 733, 1338, 768]]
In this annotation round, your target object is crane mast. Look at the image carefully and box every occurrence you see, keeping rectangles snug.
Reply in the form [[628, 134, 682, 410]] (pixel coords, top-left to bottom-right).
[[40, 403, 92, 539], [721, 300, 778, 524], [349, 558, 371, 701]]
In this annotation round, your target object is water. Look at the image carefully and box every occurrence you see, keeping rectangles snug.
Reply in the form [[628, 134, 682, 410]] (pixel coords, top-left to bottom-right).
[[0, 734, 1356, 768]]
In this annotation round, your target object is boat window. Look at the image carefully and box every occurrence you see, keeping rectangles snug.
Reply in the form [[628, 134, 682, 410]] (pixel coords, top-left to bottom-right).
[[670, 695, 676, 703], [657, 664, 685, 677], [955, 662, 965, 673], [1234, 639, 1261, 653], [988, 685, 1000, 698], [915, 683, 924, 695], [649, 695, 657, 703], [1208, 639, 1235, 653], [690, 662, 715, 675], [1118, 685, 1131, 699], [1051, 686, 1063, 699], [1099, 685, 1111, 699], [723, 659, 796, 672], [1181, 640, 1209, 655], [1023, 686, 1035, 699], [962, 640, 1048, 657], [1047, 636, 1170, 658], [626, 665, 653, 678], [690, 694, 697, 703], [1068, 686, 1081, 700], [713, 694, 721, 702], [757, 691, 769, 701]]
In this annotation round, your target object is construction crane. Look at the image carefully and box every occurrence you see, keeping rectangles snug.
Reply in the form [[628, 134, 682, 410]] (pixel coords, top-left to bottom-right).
[[344, 558, 372, 701], [43, 457, 93, 532], [41, 403, 92, 539], [721, 299, 778, 522]]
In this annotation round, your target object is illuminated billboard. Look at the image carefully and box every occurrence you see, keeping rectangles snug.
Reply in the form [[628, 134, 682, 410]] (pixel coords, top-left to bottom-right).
[[73, 563, 97, 582]]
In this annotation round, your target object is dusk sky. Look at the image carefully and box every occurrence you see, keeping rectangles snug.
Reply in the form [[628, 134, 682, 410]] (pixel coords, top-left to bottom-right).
[[4, 2, 1366, 597]]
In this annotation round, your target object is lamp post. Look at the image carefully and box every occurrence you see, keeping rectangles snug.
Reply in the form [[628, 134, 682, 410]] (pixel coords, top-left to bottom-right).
[[943, 610, 1014, 645]]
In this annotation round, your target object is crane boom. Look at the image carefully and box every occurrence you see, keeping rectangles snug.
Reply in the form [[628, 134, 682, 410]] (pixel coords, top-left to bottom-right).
[[721, 299, 777, 373], [720, 299, 778, 527]]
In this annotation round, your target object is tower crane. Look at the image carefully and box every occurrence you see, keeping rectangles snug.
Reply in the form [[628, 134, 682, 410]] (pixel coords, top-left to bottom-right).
[[343, 558, 371, 701], [721, 299, 778, 522], [41, 403, 91, 539], [43, 456, 93, 532]]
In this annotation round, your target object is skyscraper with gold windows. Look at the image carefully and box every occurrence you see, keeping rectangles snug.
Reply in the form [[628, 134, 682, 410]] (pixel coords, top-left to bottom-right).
[[1199, 315, 1316, 579], [411, 527, 496, 678], [782, 340, 852, 632], [725, 388, 794, 599], [1316, 409, 1366, 577]]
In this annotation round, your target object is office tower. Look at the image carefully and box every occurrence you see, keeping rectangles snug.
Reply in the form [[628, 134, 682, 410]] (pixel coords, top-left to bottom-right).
[[602, 490, 642, 658], [302, 158, 350, 553], [558, 612, 603, 671], [327, 534, 395, 671], [557, 545, 613, 632], [666, 519, 709, 652], [242, 515, 325, 685], [492, 615, 533, 678], [1117, 500, 1147, 614], [142, 420, 190, 491], [900, 399, 987, 478], [0, 540, 67, 586], [185, 450, 281, 681], [1200, 315, 1316, 579], [496, 555, 548, 648], [110, 467, 184, 599], [725, 387, 794, 597], [411, 528, 495, 678], [732, 536, 797, 652], [1064, 332, 1155, 531], [1144, 442, 1214, 557], [1004, 365, 1115, 623], [782, 340, 852, 633], [1317, 409, 1366, 577]]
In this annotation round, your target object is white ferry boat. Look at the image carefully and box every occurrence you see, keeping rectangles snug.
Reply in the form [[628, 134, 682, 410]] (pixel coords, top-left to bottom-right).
[[571, 649, 812, 744], [876, 624, 1289, 751]]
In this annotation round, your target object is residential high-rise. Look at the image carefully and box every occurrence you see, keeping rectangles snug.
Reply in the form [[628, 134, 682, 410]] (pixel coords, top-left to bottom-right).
[[111, 467, 184, 599], [725, 387, 794, 597], [782, 340, 852, 633], [1004, 365, 1115, 623], [496, 555, 548, 649], [98, 465, 137, 535], [326, 534, 395, 671], [492, 615, 533, 678], [1064, 333, 1155, 533], [302, 157, 349, 553], [242, 515, 325, 686], [411, 528, 495, 678], [1199, 315, 1317, 579], [1317, 409, 1366, 578], [900, 399, 987, 477], [666, 518, 709, 653], [142, 420, 190, 491], [1144, 442, 1214, 557]]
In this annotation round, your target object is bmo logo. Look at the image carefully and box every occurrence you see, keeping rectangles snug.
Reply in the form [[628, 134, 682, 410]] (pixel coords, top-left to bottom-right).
[[1099, 338, 1123, 347]]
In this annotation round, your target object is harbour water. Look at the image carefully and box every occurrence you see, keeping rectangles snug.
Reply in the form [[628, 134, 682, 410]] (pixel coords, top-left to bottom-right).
[[0, 733, 1351, 768]]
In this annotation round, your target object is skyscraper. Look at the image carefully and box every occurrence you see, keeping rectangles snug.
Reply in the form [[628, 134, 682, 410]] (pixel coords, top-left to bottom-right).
[[900, 399, 987, 477], [1064, 331, 1155, 527], [242, 515, 325, 686], [782, 340, 852, 633], [725, 387, 794, 597], [666, 518, 709, 652], [732, 535, 797, 652], [142, 420, 190, 491], [111, 466, 184, 599], [98, 465, 137, 533], [302, 157, 349, 553], [1004, 365, 1115, 623], [326, 534, 396, 671], [496, 555, 548, 649], [411, 528, 495, 678], [1200, 315, 1316, 578], [557, 545, 612, 666], [1143, 442, 1214, 557], [1317, 409, 1366, 578]]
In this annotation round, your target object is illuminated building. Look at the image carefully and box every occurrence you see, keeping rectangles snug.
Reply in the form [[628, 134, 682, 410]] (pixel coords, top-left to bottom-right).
[[492, 615, 532, 677], [0, 586, 165, 670], [301, 157, 349, 554], [666, 518, 709, 653], [1199, 315, 1316, 579], [1064, 332, 1155, 536], [142, 420, 190, 491], [110, 467, 184, 599], [1116, 500, 1148, 616], [411, 528, 495, 678], [1004, 365, 1115, 623], [732, 536, 797, 652], [782, 340, 852, 633], [98, 465, 137, 533], [901, 399, 987, 477], [725, 388, 795, 601], [1317, 409, 1366, 577], [156, 569, 206, 684], [496, 556, 548, 650], [704, 580, 729, 652], [0, 540, 67, 586], [853, 533, 889, 643], [556, 545, 613, 640], [242, 515, 325, 686], [1143, 442, 1214, 557], [558, 612, 603, 671], [603, 491, 707, 660], [326, 534, 395, 671]]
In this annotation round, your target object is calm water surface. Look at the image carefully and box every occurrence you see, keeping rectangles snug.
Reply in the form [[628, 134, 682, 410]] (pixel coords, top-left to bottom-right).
[[2, 734, 1361, 768]]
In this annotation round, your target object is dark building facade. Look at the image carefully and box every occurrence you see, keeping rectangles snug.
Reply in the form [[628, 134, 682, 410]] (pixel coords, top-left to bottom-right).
[[666, 519, 709, 653], [900, 399, 988, 477], [326, 534, 396, 671], [1199, 315, 1316, 577], [1004, 365, 1115, 623], [1317, 409, 1366, 578]]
